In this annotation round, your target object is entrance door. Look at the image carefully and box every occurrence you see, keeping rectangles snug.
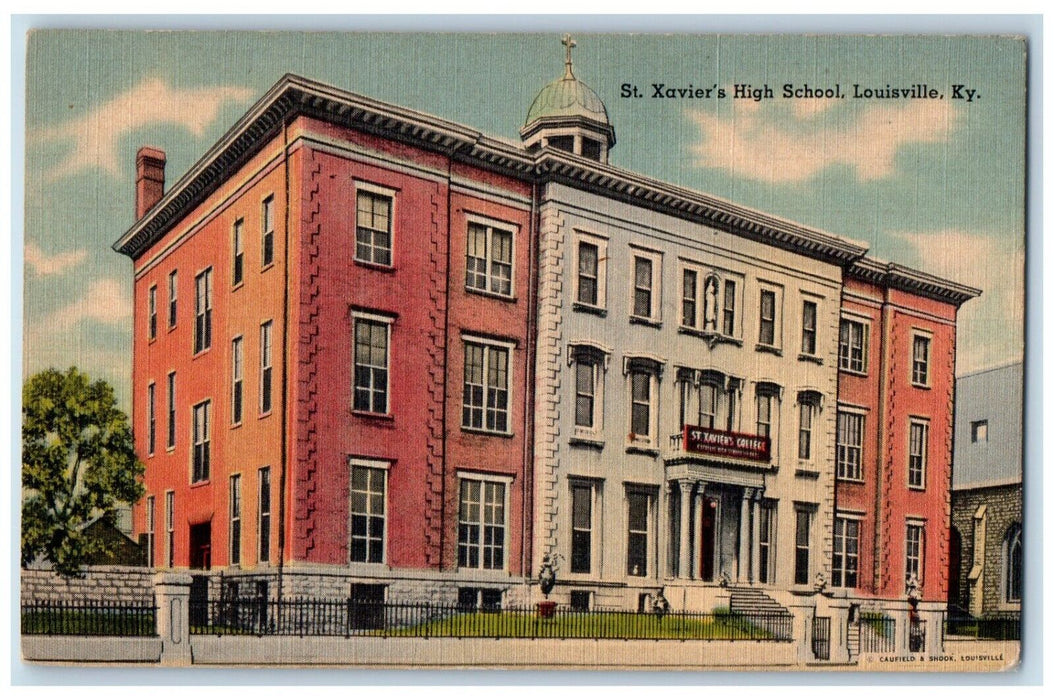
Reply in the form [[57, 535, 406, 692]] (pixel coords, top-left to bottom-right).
[[700, 497, 717, 581], [189, 522, 212, 570]]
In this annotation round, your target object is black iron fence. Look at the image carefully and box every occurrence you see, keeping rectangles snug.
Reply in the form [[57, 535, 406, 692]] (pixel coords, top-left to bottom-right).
[[811, 616, 831, 660], [909, 617, 926, 653], [945, 613, 1020, 641], [860, 613, 896, 653], [21, 599, 157, 637], [188, 598, 795, 641]]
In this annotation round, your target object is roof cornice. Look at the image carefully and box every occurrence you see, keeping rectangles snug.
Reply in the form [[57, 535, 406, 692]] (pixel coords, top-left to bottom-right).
[[115, 73, 865, 271], [847, 257, 982, 307]]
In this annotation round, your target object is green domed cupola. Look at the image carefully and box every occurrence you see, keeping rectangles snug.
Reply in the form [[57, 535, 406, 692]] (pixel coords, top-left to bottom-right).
[[521, 35, 615, 163]]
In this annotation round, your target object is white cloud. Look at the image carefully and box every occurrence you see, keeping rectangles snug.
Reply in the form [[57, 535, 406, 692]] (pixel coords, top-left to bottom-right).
[[34, 278, 132, 338], [24, 242, 88, 276], [688, 99, 957, 183], [886, 229, 1024, 373], [32, 77, 254, 182]]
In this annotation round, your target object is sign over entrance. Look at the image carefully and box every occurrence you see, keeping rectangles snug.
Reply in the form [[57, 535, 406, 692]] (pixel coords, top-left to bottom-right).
[[681, 425, 771, 462]]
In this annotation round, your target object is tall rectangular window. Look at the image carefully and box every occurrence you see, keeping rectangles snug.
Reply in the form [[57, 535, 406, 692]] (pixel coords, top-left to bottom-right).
[[148, 285, 157, 340], [259, 321, 273, 414], [632, 256, 653, 318], [231, 336, 243, 425], [626, 491, 651, 577], [147, 382, 156, 455], [794, 508, 812, 585], [574, 360, 597, 429], [758, 501, 776, 584], [164, 491, 174, 568], [355, 190, 393, 266], [229, 474, 241, 566], [194, 268, 212, 354], [756, 393, 772, 438], [353, 317, 390, 414], [258, 467, 271, 563], [462, 340, 510, 433], [912, 335, 931, 386], [232, 218, 244, 286], [192, 400, 211, 483], [350, 464, 386, 564], [458, 478, 506, 570], [261, 195, 275, 267], [167, 270, 178, 328], [908, 419, 929, 489], [759, 289, 776, 346], [722, 279, 737, 336], [630, 370, 653, 441], [466, 222, 513, 296], [681, 269, 698, 328], [833, 516, 860, 588], [906, 522, 925, 589], [577, 241, 599, 306], [798, 401, 814, 461], [801, 300, 817, 355], [698, 382, 718, 429], [166, 372, 176, 449], [145, 496, 155, 568], [570, 482, 594, 574], [836, 412, 864, 480], [838, 318, 868, 373]]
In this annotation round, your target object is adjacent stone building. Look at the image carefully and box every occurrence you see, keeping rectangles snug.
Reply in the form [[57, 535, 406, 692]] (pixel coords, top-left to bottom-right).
[[949, 362, 1023, 617]]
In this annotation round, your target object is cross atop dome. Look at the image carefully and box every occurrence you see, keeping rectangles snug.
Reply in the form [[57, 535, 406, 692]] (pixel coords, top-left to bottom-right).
[[562, 33, 577, 80]]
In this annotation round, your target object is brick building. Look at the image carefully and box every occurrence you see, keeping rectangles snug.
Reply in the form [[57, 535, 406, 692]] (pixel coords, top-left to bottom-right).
[[948, 363, 1023, 617], [117, 45, 979, 615]]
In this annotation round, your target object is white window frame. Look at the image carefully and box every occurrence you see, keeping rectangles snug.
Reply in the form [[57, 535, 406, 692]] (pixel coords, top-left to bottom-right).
[[261, 194, 275, 268], [465, 214, 517, 298], [800, 298, 819, 357], [229, 473, 242, 567], [456, 471, 513, 572], [194, 267, 213, 354], [797, 392, 822, 465], [568, 478, 601, 576], [573, 231, 608, 311], [191, 399, 211, 483], [568, 342, 610, 440], [145, 495, 156, 568], [625, 486, 656, 578], [351, 310, 393, 415], [166, 371, 176, 450], [911, 330, 932, 387], [148, 284, 157, 341], [232, 218, 244, 287], [461, 335, 515, 435], [625, 360, 661, 449], [147, 381, 156, 456], [259, 320, 273, 415], [678, 262, 742, 338], [629, 246, 663, 323], [231, 336, 244, 426], [167, 270, 178, 329], [349, 458, 391, 565], [832, 513, 862, 588], [164, 491, 174, 568], [258, 466, 271, 563], [836, 408, 866, 481], [905, 520, 926, 591], [354, 181, 396, 268], [757, 282, 783, 349], [838, 314, 870, 374], [794, 505, 814, 586], [908, 417, 929, 490]]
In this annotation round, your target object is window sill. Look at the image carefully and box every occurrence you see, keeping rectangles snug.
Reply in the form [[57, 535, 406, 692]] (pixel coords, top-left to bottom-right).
[[678, 326, 743, 346], [261, 262, 276, 273], [167, 324, 177, 333], [232, 281, 244, 292], [148, 336, 157, 344], [354, 259, 396, 274], [192, 347, 211, 359], [798, 353, 823, 365], [461, 426, 514, 439], [907, 485, 927, 492], [755, 343, 783, 356], [569, 435, 605, 450], [258, 410, 273, 420], [190, 480, 210, 489], [352, 410, 396, 425], [911, 382, 932, 390], [839, 367, 869, 378], [795, 468, 821, 479], [231, 421, 243, 430], [466, 286, 517, 304], [837, 476, 866, 485], [629, 315, 661, 329], [625, 444, 659, 457], [572, 302, 607, 317]]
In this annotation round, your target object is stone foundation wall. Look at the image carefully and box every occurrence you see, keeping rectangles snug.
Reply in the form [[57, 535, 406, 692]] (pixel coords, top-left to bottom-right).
[[21, 566, 155, 603]]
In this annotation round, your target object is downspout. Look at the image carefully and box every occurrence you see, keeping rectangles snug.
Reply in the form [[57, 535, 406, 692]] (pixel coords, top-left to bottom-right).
[[439, 149, 453, 570], [277, 117, 292, 599], [522, 177, 540, 585], [872, 290, 892, 594]]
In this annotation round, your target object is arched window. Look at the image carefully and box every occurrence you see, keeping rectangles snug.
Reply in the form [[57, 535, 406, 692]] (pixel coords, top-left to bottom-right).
[[1003, 523, 1022, 604]]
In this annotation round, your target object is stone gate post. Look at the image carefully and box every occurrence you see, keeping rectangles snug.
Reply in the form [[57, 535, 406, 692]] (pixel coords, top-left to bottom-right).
[[154, 571, 193, 666]]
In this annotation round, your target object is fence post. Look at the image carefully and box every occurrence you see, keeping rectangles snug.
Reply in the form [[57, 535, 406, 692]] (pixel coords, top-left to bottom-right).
[[885, 602, 912, 656], [154, 571, 193, 666], [786, 600, 815, 665], [823, 598, 852, 664], [921, 603, 945, 655]]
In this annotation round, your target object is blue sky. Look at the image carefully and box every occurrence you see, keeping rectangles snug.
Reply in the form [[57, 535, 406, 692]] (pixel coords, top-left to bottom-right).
[[21, 31, 1026, 408]]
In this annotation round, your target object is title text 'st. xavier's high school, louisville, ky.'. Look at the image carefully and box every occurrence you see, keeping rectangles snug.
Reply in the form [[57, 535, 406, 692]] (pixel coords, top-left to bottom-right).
[[115, 39, 979, 627]]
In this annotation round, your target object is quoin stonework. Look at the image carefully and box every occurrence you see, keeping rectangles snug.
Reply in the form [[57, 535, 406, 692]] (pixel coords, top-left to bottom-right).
[[113, 40, 980, 641]]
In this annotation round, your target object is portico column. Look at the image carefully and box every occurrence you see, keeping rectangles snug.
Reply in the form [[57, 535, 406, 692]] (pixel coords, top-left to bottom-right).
[[679, 481, 692, 579], [693, 486, 704, 580], [738, 488, 753, 582], [750, 496, 761, 583]]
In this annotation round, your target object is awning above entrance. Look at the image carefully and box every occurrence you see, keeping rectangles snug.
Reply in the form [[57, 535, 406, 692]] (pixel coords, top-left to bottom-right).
[[665, 460, 766, 489]]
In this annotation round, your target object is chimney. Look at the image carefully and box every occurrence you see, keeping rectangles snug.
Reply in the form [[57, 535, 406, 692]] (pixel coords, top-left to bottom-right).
[[135, 146, 166, 220]]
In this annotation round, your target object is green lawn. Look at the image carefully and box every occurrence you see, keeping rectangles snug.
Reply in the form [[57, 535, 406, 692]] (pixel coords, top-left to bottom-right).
[[21, 609, 156, 637]]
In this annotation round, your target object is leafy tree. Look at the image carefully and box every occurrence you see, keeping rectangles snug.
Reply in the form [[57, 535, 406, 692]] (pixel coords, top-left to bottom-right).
[[22, 367, 144, 577]]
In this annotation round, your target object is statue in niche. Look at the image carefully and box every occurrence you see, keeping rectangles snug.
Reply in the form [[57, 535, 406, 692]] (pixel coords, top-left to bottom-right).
[[703, 275, 719, 331]]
